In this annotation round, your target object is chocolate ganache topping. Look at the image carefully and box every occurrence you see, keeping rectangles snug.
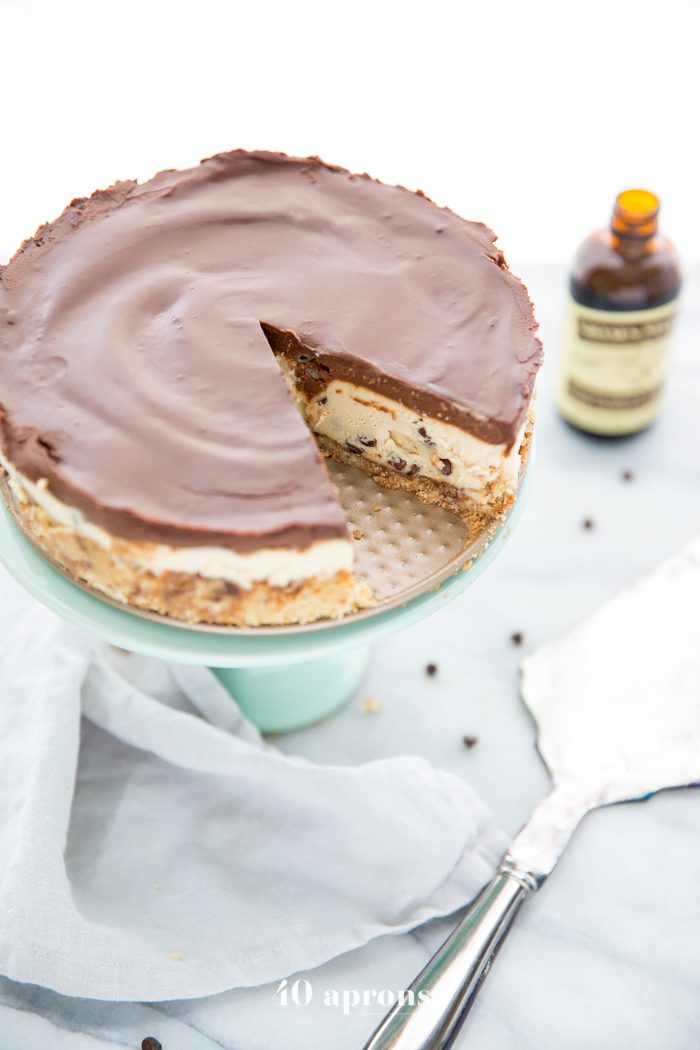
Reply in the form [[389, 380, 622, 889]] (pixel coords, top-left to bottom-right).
[[0, 151, 541, 551]]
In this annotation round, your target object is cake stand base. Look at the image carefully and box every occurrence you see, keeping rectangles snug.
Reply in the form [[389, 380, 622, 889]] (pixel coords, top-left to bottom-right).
[[212, 646, 370, 732]]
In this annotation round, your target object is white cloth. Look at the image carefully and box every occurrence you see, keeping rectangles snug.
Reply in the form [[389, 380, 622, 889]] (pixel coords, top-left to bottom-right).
[[0, 586, 505, 1002]]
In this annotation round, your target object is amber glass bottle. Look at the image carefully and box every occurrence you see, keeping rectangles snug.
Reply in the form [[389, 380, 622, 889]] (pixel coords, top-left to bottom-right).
[[557, 189, 682, 436]]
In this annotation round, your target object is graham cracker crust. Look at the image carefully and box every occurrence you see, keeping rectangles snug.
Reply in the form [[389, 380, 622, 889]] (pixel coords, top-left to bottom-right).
[[0, 477, 374, 627], [0, 410, 532, 626], [315, 436, 517, 542]]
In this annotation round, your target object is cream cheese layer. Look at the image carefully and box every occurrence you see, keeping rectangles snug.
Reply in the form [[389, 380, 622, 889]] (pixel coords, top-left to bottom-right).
[[280, 370, 530, 505], [1, 453, 353, 590]]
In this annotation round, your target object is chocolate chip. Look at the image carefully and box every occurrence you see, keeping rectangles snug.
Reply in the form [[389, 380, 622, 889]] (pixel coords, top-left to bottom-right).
[[582, 517, 595, 530], [406, 464, 420, 477], [462, 735, 479, 750], [358, 434, 377, 447], [418, 426, 436, 447], [438, 458, 453, 476], [141, 1039, 162, 1050], [345, 442, 364, 455], [511, 631, 524, 646], [388, 454, 407, 472], [317, 395, 327, 405], [297, 352, 311, 362], [622, 469, 634, 482], [426, 663, 438, 677]]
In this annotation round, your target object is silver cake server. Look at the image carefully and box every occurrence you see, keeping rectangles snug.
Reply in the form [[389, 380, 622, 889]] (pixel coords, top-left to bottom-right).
[[363, 538, 700, 1049]]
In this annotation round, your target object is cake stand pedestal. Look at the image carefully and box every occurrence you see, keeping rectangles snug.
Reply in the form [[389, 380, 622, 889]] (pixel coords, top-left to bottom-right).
[[0, 468, 530, 733], [212, 649, 370, 732]]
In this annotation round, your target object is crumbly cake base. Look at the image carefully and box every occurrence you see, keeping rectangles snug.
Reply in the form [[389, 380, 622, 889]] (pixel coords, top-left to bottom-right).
[[1, 413, 532, 626], [316, 435, 518, 542], [1, 477, 374, 627]]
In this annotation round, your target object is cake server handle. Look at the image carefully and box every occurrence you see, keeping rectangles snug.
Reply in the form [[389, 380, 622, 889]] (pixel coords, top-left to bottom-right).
[[361, 860, 541, 1050]]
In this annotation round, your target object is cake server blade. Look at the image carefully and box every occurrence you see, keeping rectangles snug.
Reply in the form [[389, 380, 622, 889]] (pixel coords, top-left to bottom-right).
[[362, 538, 700, 1049]]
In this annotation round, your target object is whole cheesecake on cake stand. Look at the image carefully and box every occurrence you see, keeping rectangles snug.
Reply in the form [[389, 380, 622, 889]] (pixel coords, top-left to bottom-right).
[[0, 151, 541, 730]]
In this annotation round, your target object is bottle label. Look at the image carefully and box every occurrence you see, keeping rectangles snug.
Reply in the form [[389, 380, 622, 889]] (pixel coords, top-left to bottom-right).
[[557, 298, 678, 435]]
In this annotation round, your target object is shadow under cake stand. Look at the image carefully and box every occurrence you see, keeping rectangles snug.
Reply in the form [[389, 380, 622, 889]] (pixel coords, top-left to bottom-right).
[[0, 459, 532, 732]]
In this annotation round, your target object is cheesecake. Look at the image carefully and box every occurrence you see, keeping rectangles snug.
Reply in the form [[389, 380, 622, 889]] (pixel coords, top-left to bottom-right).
[[0, 151, 541, 626]]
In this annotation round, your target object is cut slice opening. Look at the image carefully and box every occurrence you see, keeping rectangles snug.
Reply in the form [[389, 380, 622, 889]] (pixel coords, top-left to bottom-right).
[[260, 321, 533, 543]]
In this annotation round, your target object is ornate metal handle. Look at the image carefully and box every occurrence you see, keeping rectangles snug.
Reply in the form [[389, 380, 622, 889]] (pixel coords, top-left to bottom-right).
[[361, 863, 540, 1049]]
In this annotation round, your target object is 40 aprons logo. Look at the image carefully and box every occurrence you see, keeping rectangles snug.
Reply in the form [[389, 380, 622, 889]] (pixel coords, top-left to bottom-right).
[[274, 978, 431, 1016]]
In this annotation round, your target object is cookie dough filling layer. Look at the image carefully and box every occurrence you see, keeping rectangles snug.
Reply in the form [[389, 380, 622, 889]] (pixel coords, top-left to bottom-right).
[[278, 361, 533, 533]]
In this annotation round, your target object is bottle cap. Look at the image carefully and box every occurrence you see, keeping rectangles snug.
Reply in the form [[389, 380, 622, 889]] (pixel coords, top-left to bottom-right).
[[613, 189, 659, 237]]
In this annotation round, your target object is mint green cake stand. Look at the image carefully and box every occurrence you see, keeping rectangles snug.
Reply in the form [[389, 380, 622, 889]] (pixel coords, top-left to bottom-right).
[[0, 468, 529, 732]]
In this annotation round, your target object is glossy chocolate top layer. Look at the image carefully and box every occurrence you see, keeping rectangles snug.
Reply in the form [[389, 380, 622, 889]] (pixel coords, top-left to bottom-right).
[[0, 151, 541, 550]]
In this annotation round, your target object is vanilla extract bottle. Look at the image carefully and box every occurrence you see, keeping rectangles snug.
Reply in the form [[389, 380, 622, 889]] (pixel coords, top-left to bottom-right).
[[557, 189, 681, 436]]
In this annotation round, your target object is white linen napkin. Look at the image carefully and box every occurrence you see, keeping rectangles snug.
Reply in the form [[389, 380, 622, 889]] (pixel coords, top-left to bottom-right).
[[0, 572, 506, 1002]]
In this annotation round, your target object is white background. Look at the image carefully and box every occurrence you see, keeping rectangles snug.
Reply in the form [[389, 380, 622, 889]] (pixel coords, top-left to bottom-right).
[[1, 0, 699, 269], [1, 5, 700, 1047]]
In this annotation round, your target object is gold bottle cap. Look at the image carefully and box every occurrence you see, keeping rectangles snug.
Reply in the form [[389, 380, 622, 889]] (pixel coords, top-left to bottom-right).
[[612, 188, 659, 237]]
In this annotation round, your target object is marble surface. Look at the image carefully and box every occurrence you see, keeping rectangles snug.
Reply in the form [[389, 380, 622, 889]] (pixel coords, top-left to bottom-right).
[[2, 263, 700, 1048]]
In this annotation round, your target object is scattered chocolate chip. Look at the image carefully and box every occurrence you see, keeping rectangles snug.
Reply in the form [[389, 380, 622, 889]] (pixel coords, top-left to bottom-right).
[[426, 663, 438, 677], [388, 454, 407, 472], [297, 352, 311, 362], [317, 395, 327, 405], [510, 631, 524, 646], [358, 434, 377, 447], [418, 426, 436, 447], [582, 517, 595, 530], [141, 1039, 162, 1050], [462, 736, 479, 750], [621, 469, 634, 482], [406, 463, 420, 477], [438, 458, 453, 476], [345, 442, 364, 455]]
